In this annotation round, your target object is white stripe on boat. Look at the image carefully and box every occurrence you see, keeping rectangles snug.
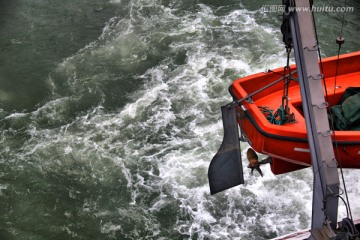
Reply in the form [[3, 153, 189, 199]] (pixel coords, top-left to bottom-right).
[[294, 147, 310, 153]]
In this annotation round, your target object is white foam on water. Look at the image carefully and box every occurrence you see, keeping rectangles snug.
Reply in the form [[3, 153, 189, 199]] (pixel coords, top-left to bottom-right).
[[29, 4, 302, 239]]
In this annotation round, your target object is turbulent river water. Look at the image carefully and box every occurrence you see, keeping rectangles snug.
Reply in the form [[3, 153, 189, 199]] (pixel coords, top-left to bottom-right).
[[0, 0, 360, 239]]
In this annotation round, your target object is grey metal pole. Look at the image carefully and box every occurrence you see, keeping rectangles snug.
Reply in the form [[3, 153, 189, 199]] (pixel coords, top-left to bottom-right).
[[289, 0, 340, 231]]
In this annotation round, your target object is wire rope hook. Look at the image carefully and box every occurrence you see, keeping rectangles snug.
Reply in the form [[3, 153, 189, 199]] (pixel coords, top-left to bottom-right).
[[280, 47, 295, 124], [280, 3, 296, 124]]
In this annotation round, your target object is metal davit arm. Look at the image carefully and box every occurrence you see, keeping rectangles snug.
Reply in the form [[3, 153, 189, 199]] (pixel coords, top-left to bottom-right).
[[289, 0, 340, 236]]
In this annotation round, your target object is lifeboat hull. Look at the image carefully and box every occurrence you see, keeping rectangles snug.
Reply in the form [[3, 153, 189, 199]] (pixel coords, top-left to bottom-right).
[[230, 51, 360, 175]]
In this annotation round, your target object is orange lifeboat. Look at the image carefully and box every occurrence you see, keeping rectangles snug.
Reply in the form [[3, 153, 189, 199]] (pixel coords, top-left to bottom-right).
[[230, 51, 360, 175]]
